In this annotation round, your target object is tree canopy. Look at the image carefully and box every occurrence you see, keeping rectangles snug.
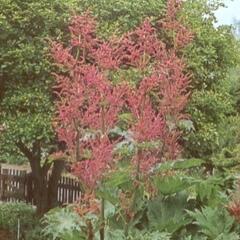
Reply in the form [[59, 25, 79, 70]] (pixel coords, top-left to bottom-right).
[[0, 0, 80, 163]]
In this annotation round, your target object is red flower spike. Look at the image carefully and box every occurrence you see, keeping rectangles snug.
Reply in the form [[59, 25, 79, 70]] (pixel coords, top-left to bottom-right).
[[73, 136, 114, 188], [52, 0, 192, 188]]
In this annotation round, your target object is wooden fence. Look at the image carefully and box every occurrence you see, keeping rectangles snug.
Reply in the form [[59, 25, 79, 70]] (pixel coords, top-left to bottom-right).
[[0, 165, 82, 205]]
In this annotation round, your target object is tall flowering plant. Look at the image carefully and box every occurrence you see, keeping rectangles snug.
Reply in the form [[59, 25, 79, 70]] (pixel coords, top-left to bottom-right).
[[112, 1, 192, 231], [51, 14, 128, 239], [51, 0, 193, 238], [117, 1, 193, 175], [51, 13, 127, 189]]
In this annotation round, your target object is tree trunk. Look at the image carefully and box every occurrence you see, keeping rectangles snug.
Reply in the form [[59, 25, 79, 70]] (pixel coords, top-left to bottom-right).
[[16, 141, 65, 216], [34, 177, 49, 216], [48, 160, 65, 209], [33, 161, 65, 216]]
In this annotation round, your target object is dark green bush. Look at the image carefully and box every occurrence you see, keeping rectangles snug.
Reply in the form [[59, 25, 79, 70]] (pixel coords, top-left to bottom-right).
[[0, 202, 37, 238]]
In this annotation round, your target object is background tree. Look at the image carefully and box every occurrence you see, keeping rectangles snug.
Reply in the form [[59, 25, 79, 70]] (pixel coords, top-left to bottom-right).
[[180, 0, 240, 160], [0, 0, 80, 215]]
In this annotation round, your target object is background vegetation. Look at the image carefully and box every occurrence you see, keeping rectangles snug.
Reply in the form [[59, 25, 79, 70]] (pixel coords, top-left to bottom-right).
[[1, 0, 240, 239]]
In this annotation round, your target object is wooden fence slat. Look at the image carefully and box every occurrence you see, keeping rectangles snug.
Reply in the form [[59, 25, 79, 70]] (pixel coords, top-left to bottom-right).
[[0, 165, 81, 205]]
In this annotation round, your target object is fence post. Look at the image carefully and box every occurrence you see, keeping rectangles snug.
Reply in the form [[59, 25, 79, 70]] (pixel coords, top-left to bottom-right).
[[2, 168, 8, 201], [26, 172, 34, 204], [19, 170, 26, 201], [0, 165, 82, 205]]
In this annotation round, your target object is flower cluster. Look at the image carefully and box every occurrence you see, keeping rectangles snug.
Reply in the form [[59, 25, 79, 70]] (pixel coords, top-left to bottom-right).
[[52, 0, 192, 189]]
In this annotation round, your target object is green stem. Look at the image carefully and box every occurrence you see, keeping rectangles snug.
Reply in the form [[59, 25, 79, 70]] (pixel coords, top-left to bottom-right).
[[99, 101, 106, 240], [125, 149, 141, 237]]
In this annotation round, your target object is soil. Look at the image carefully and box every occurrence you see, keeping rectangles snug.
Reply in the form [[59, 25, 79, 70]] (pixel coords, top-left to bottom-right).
[[0, 229, 13, 240]]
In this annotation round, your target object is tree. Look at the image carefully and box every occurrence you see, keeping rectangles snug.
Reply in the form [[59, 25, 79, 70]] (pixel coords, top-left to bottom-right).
[[0, 0, 80, 215], [180, 0, 240, 159], [76, 0, 165, 38]]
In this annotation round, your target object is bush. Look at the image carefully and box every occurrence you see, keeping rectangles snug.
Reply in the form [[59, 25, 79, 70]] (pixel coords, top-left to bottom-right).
[[0, 202, 36, 238]]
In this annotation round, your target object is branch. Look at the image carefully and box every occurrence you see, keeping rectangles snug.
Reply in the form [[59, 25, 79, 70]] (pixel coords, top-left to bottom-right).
[[42, 159, 52, 175], [32, 140, 41, 160], [16, 141, 35, 162], [15, 141, 41, 175]]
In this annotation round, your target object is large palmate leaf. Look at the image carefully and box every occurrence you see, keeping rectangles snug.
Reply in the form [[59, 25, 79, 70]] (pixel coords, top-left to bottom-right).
[[103, 167, 133, 189], [41, 207, 85, 240], [97, 167, 133, 204], [215, 233, 239, 240], [147, 192, 191, 234], [187, 207, 236, 239], [156, 158, 205, 172], [192, 175, 229, 206], [153, 174, 195, 195]]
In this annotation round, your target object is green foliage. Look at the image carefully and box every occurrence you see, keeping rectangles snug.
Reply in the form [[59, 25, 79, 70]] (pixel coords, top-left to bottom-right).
[[154, 174, 194, 195], [0, 0, 80, 164], [0, 0, 78, 85], [0, 202, 36, 238], [25, 225, 46, 240], [36, 157, 240, 239], [156, 158, 205, 172], [94, 227, 125, 240], [187, 207, 237, 239], [128, 230, 171, 240], [40, 204, 172, 240], [181, 236, 207, 240], [1, 86, 54, 142], [181, 0, 238, 89], [147, 192, 191, 234], [77, 0, 165, 38], [0, 85, 55, 163], [41, 207, 85, 240], [184, 88, 235, 158], [180, 0, 240, 159], [192, 175, 229, 207]]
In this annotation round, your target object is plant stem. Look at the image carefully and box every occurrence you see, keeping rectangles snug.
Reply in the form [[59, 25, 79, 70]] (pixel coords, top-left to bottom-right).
[[87, 220, 94, 240], [125, 149, 141, 237], [99, 101, 106, 240], [100, 198, 105, 240]]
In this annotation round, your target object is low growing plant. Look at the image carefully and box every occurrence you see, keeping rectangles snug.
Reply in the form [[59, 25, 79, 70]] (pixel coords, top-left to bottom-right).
[[0, 202, 36, 239]]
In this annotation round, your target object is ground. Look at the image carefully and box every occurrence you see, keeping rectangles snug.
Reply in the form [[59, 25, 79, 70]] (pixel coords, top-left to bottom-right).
[[0, 229, 13, 240]]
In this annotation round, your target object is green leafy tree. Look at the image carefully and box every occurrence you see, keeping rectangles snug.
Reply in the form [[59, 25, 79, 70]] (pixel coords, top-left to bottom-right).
[[180, 0, 240, 159], [0, 0, 80, 215], [77, 0, 165, 38]]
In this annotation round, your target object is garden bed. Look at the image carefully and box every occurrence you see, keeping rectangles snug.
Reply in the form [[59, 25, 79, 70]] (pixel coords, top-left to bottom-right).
[[0, 229, 13, 240]]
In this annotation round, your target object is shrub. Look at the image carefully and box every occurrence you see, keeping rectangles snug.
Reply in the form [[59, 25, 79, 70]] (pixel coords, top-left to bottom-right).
[[0, 202, 36, 238]]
